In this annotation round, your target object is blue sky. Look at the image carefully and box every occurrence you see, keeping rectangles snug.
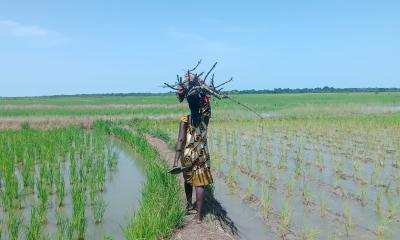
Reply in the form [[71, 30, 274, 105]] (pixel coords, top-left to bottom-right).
[[0, 1, 399, 97]]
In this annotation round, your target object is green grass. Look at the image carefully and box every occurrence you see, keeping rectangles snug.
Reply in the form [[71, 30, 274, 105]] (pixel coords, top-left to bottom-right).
[[1, 93, 399, 119], [0, 95, 178, 106]]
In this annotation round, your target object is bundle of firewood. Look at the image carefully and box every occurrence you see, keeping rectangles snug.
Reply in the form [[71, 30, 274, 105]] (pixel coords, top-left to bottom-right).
[[164, 60, 232, 100], [164, 60, 263, 119]]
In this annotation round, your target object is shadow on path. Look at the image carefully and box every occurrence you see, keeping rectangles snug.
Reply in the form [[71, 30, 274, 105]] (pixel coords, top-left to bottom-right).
[[203, 187, 239, 236], [145, 133, 237, 239]]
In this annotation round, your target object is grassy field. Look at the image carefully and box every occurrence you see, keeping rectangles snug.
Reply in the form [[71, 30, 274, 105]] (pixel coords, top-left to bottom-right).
[[1, 93, 399, 117], [1, 92, 400, 239]]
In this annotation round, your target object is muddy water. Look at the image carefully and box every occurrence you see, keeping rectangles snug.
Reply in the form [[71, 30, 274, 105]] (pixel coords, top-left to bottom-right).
[[0, 137, 145, 239], [213, 178, 276, 240], [86, 137, 145, 239]]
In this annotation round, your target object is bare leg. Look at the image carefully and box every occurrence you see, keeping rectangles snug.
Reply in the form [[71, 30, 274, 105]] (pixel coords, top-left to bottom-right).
[[195, 186, 205, 223], [184, 182, 193, 210]]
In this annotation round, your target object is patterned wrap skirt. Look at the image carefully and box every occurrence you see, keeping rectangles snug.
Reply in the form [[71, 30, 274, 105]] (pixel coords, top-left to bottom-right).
[[182, 163, 213, 187], [180, 116, 213, 187]]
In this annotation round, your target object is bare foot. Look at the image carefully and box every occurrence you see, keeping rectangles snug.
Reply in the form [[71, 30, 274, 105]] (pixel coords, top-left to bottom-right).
[[196, 214, 203, 224]]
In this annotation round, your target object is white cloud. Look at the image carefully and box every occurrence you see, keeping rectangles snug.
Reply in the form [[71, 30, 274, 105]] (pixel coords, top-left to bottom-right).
[[0, 20, 50, 37]]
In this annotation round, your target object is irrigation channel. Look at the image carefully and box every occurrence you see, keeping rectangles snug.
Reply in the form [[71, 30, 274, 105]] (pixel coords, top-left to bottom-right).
[[0, 127, 145, 239]]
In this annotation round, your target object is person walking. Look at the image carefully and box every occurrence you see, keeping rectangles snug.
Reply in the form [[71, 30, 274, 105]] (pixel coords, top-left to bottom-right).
[[172, 73, 213, 224]]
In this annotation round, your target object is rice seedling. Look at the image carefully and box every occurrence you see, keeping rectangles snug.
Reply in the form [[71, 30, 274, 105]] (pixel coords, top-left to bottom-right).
[[37, 179, 49, 224], [260, 185, 272, 219], [106, 144, 119, 170], [1, 187, 12, 211], [226, 164, 236, 190], [96, 158, 107, 192], [375, 217, 388, 238], [319, 194, 327, 217], [279, 201, 292, 237], [294, 159, 303, 177], [245, 176, 254, 200], [56, 209, 64, 226], [56, 175, 65, 208], [25, 205, 42, 240], [92, 195, 106, 224], [22, 156, 34, 193], [72, 183, 87, 240], [352, 159, 361, 178], [56, 212, 74, 240], [386, 195, 396, 221], [7, 210, 23, 240], [266, 171, 277, 187], [254, 160, 262, 177], [343, 204, 352, 237], [69, 152, 78, 185], [302, 184, 312, 206], [370, 161, 379, 184], [315, 140, 324, 170], [284, 179, 293, 197], [4, 172, 19, 208], [396, 179, 400, 195], [300, 224, 319, 240], [278, 147, 288, 169], [359, 185, 367, 206]]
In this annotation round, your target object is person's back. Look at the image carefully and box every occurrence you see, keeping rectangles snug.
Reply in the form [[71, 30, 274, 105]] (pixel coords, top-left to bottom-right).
[[172, 74, 213, 223]]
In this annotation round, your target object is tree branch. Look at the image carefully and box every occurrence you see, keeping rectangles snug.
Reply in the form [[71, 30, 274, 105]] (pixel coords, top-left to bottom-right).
[[189, 59, 202, 72], [203, 62, 217, 82], [215, 77, 233, 89], [163, 83, 179, 90]]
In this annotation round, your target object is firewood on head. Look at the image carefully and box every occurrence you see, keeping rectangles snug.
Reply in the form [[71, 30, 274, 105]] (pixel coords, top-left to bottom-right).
[[163, 60, 263, 119]]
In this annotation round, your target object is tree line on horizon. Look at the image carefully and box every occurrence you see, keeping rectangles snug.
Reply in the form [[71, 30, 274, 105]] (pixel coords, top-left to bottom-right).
[[1, 87, 399, 99], [229, 86, 400, 94]]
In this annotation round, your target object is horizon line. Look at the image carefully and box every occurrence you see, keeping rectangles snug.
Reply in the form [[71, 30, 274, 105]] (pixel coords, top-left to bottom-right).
[[1, 87, 400, 99]]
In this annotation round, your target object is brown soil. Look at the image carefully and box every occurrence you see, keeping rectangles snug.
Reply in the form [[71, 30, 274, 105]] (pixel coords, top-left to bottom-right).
[[0, 117, 94, 130], [0, 103, 184, 110], [0, 114, 182, 130], [145, 134, 237, 240]]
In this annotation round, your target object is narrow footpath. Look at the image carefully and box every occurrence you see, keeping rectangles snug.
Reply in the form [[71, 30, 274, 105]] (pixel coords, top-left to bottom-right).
[[145, 135, 237, 240]]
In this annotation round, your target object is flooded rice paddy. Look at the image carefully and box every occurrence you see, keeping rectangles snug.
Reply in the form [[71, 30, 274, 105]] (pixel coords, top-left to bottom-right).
[[162, 117, 400, 239], [208, 120, 400, 239], [0, 127, 145, 239]]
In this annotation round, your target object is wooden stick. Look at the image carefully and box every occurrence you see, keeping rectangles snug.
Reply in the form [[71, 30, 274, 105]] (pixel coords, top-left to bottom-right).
[[224, 95, 264, 119], [163, 83, 179, 90], [189, 59, 202, 72], [215, 77, 233, 89], [203, 62, 218, 82]]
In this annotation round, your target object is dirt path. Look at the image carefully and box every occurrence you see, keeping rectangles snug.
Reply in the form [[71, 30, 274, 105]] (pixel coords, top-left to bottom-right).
[[145, 135, 237, 240]]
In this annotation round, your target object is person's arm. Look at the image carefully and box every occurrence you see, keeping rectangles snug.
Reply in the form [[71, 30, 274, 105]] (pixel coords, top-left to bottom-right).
[[173, 120, 187, 167]]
